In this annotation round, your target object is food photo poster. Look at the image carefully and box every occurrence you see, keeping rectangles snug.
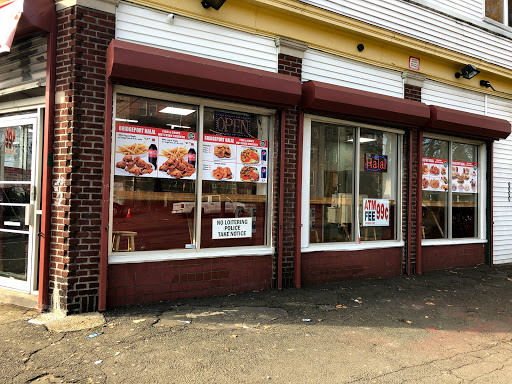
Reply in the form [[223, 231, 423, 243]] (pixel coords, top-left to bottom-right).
[[114, 124, 267, 183], [421, 157, 477, 194]]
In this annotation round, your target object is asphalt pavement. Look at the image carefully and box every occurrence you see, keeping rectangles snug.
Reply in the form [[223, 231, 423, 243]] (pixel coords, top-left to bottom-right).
[[1, 264, 512, 383]]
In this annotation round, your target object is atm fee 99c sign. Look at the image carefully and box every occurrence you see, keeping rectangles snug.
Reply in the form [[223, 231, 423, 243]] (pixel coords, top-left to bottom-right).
[[363, 199, 389, 226]]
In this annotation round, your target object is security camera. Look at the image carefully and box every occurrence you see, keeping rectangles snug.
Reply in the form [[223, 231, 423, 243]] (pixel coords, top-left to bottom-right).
[[166, 13, 175, 23]]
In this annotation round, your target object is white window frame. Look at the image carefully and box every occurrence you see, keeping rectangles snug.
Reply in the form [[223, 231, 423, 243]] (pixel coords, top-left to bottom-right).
[[301, 114, 404, 252], [421, 133, 487, 247], [109, 86, 275, 264]]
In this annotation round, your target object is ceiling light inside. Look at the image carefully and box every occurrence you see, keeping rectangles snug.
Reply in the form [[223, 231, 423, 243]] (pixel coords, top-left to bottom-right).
[[159, 107, 196, 116]]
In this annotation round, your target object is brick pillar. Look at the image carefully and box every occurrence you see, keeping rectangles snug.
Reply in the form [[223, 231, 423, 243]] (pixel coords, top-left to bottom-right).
[[402, 71, 425, 274], [276, 38, 307, 287], [51, 5, 115, 313]]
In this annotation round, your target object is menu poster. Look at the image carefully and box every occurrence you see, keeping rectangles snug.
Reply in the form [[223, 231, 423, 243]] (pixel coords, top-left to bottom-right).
[[202, 134, 268, 183], [452, 161, 477, 194], [421, 157, 449, 192], [114, 124, 197, 180]]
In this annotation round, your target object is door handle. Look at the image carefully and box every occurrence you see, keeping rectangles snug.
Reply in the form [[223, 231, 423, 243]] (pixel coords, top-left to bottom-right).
[[25, 204, 34, 226]]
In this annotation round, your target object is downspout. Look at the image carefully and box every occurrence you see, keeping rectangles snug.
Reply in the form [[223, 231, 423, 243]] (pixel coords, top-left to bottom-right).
[[487, 141, 493, 265], [294, 109, 304, 288], [98, 79, 113, 312], [38, 7, 57, 312], [407, 129, 413, 275], [416, 128, 423, 275], [278, 110, 285, 290]]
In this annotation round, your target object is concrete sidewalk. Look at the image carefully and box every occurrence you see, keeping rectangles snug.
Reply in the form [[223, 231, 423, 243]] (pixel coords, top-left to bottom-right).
[[1, 264, 512, 383]]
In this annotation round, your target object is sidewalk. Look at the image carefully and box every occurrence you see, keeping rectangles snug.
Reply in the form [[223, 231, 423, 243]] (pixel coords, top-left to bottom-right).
[[1, 264, 512, 383]]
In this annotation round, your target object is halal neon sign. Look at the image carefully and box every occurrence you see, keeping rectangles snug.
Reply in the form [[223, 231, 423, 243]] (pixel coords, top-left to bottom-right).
[[365, 154, 388, 172]]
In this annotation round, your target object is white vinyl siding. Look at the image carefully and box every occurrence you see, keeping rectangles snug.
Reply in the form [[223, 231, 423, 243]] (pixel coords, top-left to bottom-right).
[[302, 0, 512, 71], [487, 96, 512, 264], [302, 49, 404, 98], [421, 81, 486, 114], [115, 2, 278, 73], [415, 0, 483, 20]]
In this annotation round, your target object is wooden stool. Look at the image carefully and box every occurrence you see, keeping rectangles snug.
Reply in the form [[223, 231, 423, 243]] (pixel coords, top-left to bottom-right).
[[112, 231, 137, 251]]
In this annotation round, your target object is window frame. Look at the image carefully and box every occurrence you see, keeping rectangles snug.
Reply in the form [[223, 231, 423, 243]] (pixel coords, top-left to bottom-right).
[[484, 0, 510, 27], [109, 86, 275, 264], [301, 114, 405, 251], [421, 133, 487, 246]]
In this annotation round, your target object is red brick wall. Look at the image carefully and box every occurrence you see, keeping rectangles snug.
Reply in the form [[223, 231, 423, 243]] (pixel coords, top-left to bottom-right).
[[301, 247, 403, 285], [422, 244, 485, 272], [277, 53, 302, 287], [107, 256, 272, 307], [51, 6, 115, 313]]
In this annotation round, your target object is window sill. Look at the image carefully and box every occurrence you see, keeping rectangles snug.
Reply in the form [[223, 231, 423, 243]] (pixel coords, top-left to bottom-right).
[[108, 246, 274, 264], [482, 17, 512, 38], [421, 238, 487, 247], [301, 241, 404, 253]]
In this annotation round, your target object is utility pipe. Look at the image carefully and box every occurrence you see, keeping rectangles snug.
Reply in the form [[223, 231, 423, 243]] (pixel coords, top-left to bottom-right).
[[488, 141, 493, 265], [278, 110, 285, 290], [98, 80, 113, 312], [407, 129, 413, 275], [38, 7, 57, 312], [416, 128, 423, 275], [294, 110, 304, 288]]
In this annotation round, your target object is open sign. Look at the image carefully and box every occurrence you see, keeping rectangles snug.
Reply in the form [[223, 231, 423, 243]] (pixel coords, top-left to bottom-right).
[[363, 198, 389, 226]]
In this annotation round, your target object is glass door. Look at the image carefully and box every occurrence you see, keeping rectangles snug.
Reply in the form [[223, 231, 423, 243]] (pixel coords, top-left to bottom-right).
[[0, 115, 39, 291]]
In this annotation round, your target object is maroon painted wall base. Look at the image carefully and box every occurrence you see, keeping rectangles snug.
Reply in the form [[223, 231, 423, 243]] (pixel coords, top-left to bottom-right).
[[107, 255, 272, 307], [422, 243, 485, 272], [301, 248, 403, 285]]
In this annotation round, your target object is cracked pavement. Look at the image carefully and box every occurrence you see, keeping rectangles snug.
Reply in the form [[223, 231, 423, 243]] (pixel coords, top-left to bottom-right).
[[1, 264, 512, 383]]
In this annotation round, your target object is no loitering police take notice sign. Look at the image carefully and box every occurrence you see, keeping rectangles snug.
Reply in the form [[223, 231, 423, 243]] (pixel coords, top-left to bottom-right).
[[362, 199, 389, 227], [212, 218, 253, 239]]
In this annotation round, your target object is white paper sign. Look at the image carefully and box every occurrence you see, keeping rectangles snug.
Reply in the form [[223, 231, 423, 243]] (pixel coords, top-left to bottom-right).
[[212, 218, 253, 239], [362, 199, 389, 226]]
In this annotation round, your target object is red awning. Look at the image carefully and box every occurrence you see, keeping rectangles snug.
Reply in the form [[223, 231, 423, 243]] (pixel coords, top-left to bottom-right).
[[0, 0, 53, 52], [301, 80, 431, 127], [0, 0, 22, 52], [428, 105, 511, 140], [106, 39, 302, 108]]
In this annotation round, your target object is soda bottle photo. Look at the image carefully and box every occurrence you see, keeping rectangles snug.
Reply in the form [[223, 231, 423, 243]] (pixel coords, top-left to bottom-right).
[[148, 139, 158, 169], [188, 142, 196, 168]]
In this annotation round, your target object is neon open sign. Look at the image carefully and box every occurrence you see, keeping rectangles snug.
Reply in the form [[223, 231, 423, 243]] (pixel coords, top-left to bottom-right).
[[365, 154, 388, 172]]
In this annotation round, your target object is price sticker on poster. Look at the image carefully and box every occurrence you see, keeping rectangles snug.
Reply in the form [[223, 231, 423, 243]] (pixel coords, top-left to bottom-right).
[[363, 199, 389, 226]]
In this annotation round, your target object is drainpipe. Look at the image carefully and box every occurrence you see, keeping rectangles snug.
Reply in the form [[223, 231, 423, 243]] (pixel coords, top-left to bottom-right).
[[407, 129, 413, 275], [487, 141, 493, 265], [38, 7, 57, 312], [416, 128, 423, 275], [278, 110, 285, 290], [294, 109, 304, 288], [98, 79, 113, 312]]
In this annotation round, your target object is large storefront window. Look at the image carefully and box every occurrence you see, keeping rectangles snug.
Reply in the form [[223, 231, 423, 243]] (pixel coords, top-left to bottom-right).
[[308, 119, 400, 244], [422, 138, 480, 240], [112, 93, 272, 253]]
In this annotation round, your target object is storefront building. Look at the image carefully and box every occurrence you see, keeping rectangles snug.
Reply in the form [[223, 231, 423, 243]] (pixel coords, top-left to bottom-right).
[[1, 0, 511, 313]]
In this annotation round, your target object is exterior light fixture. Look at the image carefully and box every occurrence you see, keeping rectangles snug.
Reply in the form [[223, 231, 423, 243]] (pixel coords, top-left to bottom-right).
[[201, 0, 227, 10], [455, 64, 480, 79]]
